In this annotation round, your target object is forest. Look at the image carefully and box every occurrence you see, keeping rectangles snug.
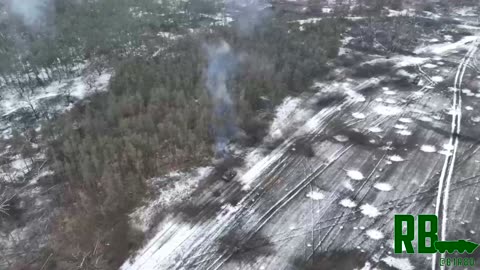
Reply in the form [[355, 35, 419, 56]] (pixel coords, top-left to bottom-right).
[[0, 0, 346, 269], [3, 0, 469, 268]]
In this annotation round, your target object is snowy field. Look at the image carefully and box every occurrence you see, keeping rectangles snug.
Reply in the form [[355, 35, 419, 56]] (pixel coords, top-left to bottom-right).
[[122, 6, 480, 270]]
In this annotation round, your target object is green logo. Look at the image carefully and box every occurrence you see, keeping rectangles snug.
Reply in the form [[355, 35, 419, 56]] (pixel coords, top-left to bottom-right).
[[394, 215, 478, 267]]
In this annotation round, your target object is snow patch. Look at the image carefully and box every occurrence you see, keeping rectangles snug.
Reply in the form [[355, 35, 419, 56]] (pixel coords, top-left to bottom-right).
[[381, 256, 414, 270], [388, 155, 405, 162], [360, 204, 381, 218], [414, 35, 477, 55], [420, 145, 437, 153], [244, 148, 266, 169], [399, 118, 413, 123], [343, 181, 355, 191], [443, 143, 455, 151], [345, 89, 367, 103], [296, 18, 323, 25], [413, 91, 425, 97], [333, 135, 349, 143], [268, 97, 302, 140], [340, 198, 357, 208], [368, 126, 383, 133], [306, 190, 325, 200], [374, 183, 393, 192], [458, 24, 480, 30], [352, 112, 366, 119], [129, 167, 212, 232], [438, 149, 453, 156], [423, 63, 437, 69], [373, 105, 402, 116], [419, 116, 433, 122], [384, 98, 397, 105], [121, 221, 195, 269], [394, 56, 429, 68], [359, 261, 373, 270], [394, 124, 408, 130], [383, 90, 397, 96], [366, 229, 384, 240], [346, 170, 365, 181], [396, 130, 412, 136], [387, 9, 414, 17], [30, 170, 55, 185]]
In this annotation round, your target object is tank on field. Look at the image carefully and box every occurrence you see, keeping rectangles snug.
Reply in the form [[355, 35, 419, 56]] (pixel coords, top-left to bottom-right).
[[221, 169, 237, 182]]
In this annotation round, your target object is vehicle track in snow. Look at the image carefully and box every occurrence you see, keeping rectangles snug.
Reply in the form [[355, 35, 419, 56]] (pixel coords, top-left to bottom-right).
[[432, 37, 479, 270]]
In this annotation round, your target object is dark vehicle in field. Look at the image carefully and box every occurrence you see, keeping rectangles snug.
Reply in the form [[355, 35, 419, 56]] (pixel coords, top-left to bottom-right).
[[434, 240, 479, 254], [221, 169, 237, 182], [412, 75, 422, 85]]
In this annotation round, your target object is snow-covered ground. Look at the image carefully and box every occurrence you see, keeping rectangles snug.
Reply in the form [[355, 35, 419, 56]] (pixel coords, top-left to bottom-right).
[[0, 71, 111, 181], [1, 72, 111, 136], [129, 167, 213, 232], [122, 6, 480, 270], [0, 69, 112, 269]]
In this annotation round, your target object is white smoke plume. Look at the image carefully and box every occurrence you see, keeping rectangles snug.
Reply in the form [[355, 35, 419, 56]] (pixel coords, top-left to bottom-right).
[[205, 40, 238, 158], [227, 0, 271, 35], [205, 0, 271, 158], [4, 0, 53, 31]]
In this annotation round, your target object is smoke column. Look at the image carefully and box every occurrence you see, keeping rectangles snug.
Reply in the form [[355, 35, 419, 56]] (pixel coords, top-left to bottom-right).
[[5, 0, 53, 31], [227, 0, 271, 36], [205, 41, 237, 158], [205, 0, 270, 158]]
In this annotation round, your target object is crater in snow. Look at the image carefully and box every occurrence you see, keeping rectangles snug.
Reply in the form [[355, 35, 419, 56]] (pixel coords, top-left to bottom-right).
[[396, 130, 412, 136], [340, 198, 357, 208], [431, 76, 444, 82], [360, 204, 381, 218], [368, 126, 383, 133], [366, 229, 384, 240], [306, 190, 325, 200], [399, 118, 413, 123], [346, 170, 365, 180], [394, 124, 408, 130], [352, 112, 366, 119], [420, 145, 437, 153], [388, 155, 405, 162], [374, 183, 393, 192]]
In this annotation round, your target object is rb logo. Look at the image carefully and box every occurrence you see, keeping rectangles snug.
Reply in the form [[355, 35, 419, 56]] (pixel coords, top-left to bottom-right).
[[394, 215, 479, 254]]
